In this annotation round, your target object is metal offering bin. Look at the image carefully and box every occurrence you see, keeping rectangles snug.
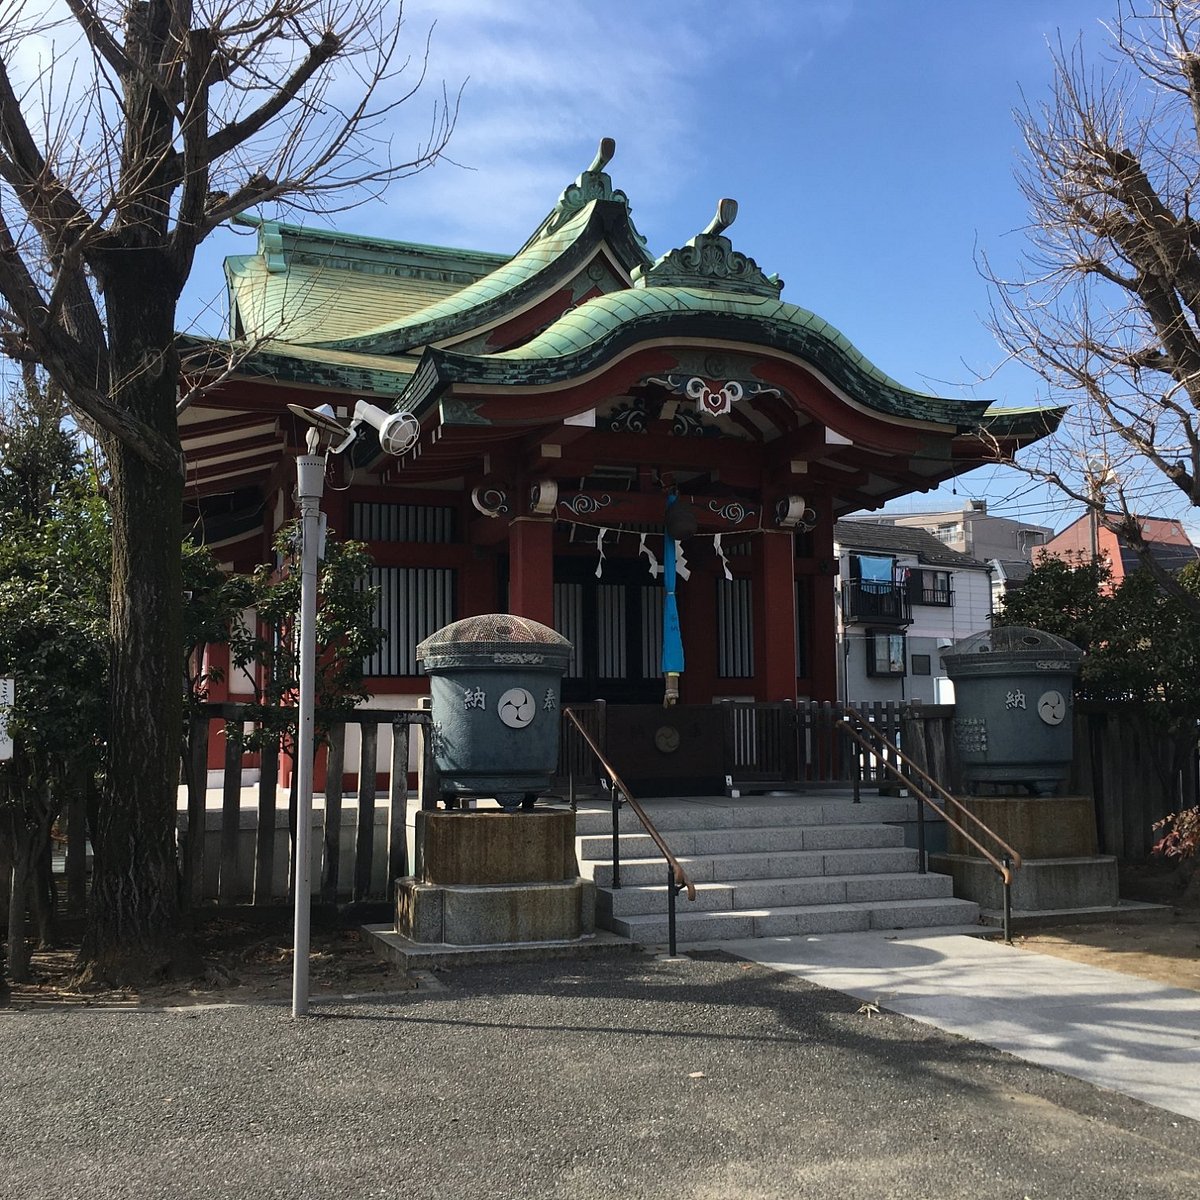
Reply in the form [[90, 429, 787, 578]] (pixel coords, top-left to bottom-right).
[[416, 614, 573, 809], [942, 626, 1083, 796]]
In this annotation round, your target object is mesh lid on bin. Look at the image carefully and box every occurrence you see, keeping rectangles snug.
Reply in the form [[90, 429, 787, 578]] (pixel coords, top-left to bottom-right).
[[417, 614, 570, 656], [945, 626, 1083, 658], [941, 626, 1084, 681], [415, 614, 573, 672]]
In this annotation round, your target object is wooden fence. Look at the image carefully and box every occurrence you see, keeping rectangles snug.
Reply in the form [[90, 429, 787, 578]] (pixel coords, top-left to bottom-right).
[[179, 704, 433, 906], [1070, 703, 1199, 858], [558, 699, 1198, 861], [18, 697, 1197, 925]]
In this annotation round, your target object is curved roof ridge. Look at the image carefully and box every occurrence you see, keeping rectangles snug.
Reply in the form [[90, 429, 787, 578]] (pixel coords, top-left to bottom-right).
[[448, 284, 982, 425]]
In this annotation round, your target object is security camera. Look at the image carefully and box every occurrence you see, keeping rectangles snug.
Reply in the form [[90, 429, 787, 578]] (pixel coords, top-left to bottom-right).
[[353, 400, 420, 457]]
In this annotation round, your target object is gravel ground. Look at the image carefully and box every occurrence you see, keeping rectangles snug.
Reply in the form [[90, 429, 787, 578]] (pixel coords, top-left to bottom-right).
[[2, 950, 1199, 1200]]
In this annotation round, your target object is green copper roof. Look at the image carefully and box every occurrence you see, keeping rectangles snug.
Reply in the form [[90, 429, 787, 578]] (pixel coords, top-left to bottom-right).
[[182, 334, 416, 396], [403, 285, 995, 429], [978, 403, 1068, 439], [517, 136, 645, 250], [315, 198, 653, 357], [227, 215, 509, 344]]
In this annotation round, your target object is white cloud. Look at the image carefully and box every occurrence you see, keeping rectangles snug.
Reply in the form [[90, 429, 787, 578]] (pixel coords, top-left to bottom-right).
[[315, 0, 715, 249]]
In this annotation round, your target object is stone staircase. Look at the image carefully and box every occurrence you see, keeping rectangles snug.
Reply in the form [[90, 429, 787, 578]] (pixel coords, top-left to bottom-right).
[[574, 793, 980, 945]]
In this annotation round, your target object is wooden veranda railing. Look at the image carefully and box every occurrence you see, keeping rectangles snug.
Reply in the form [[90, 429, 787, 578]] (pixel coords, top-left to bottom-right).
[[556, 699, 915, 793]]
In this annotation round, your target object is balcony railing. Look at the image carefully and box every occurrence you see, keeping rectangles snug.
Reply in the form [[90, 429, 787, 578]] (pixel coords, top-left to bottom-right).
[[907, 582, 954, 607], [841, 579, 912, 625]]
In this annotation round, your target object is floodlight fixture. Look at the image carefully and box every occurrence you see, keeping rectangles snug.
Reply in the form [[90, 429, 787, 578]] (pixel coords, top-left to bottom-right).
[[352, 400, 421, 457], [286, 400, 421, 459]]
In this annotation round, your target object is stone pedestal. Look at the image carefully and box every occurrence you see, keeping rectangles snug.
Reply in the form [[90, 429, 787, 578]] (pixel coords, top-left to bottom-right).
[[395, 809, 595, 946], [946, 795, 1098, 858], [930, 794, 1119, 920]]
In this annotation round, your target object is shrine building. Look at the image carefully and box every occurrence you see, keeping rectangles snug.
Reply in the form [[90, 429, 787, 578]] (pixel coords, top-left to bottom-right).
[[181, 140, 1061, 713]]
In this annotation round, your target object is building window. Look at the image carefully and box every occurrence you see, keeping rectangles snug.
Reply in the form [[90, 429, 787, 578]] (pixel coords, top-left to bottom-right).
[[909, 569, 952, 606], [911, 653, 932, 676], [716, 577, 755, 678], [351, 502, 455, 543], [844, 554, 911, 624], [363, 566, 456, 676], [867, 630, 906, 677]]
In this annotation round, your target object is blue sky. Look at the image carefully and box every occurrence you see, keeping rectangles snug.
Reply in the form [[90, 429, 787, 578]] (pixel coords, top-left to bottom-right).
[[183, 0, 1168, 536]]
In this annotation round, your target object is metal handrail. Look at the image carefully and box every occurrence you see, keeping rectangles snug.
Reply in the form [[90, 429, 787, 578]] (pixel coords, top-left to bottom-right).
[[838, 706, 1022, 942], [563, 707, 696, 956], [843, 707, 1024, 874]]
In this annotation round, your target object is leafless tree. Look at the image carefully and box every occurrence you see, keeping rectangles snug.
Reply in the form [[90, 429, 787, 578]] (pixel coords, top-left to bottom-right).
[[0, 0, 454, 985], [986, 0, 1200, 606]]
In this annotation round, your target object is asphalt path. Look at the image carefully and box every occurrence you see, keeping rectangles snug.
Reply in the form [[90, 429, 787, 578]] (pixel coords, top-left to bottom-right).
[[3, 951, 1199, 1199]]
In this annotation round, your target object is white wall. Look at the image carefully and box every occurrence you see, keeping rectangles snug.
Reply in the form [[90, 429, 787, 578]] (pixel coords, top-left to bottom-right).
[[835, 552, 992, 706]]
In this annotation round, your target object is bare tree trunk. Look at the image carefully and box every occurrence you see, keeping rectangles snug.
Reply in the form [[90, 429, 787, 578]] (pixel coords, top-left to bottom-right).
[[33, 833, 56, 948], [7, 811, 36, 984], [0, 776, 11, 940], [77, 277, 195, 987]]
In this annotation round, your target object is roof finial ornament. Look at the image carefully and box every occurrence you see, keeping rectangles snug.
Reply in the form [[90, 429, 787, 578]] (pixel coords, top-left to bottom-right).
[[589, 137, 616, 174], [701, 198, 738, 238], [632, 198, 783, 298], [530, 135, 634, 241]]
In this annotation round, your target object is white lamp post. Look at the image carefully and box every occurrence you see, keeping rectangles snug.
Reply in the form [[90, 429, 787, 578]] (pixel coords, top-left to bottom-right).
[[291, 444, 325, 1018], [285, 401, 420, 1018]]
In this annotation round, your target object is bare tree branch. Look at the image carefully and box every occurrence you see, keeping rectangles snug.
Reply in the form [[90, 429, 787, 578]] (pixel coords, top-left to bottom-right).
[[984, 2, 1200, 611]]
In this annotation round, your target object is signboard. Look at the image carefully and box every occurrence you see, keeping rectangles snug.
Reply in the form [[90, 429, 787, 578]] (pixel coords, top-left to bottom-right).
[[0, 677, 12, 761]]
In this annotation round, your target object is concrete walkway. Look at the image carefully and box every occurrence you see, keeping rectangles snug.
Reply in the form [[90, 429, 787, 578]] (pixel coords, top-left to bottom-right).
[[710, 928, 1200, 1123], [5, 952, 1200, 1199]]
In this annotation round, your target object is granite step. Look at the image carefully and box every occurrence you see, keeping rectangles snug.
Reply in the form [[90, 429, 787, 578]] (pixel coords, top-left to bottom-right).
[[586, 846, 920, 889], [571, 798, 915, 837], [575, 798, 977, 944], [577, 822, 906, 863], [609, 897, 981, 945], [600, 871, 956, 918]]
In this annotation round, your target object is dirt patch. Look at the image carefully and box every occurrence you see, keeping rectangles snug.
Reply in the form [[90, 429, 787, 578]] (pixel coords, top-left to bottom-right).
[[1014, 914, 1200, 991], [1013, 859, 1200, 991], [3, 914, 413, 1009]]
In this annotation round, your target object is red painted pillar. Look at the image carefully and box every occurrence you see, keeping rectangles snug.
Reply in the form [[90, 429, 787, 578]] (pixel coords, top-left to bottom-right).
[[757, 530, 798, 700], [508, 517, 555, 625]]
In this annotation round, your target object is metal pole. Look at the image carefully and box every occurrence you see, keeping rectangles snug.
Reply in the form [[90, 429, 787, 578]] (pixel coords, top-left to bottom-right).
[[667, 864, 677, 958], [292, 453, 324, 1018], [916, 791, 926, 874], [1002, 855, 1013, 945], [611, 788, 621, 890]]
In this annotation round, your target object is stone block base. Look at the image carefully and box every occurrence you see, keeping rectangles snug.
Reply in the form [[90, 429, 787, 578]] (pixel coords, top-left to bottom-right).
[[396, 877, 596, 946], [946, 796, 1097, 858], [930, 852, 1118, 912], [415, 809, 576, 884]]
